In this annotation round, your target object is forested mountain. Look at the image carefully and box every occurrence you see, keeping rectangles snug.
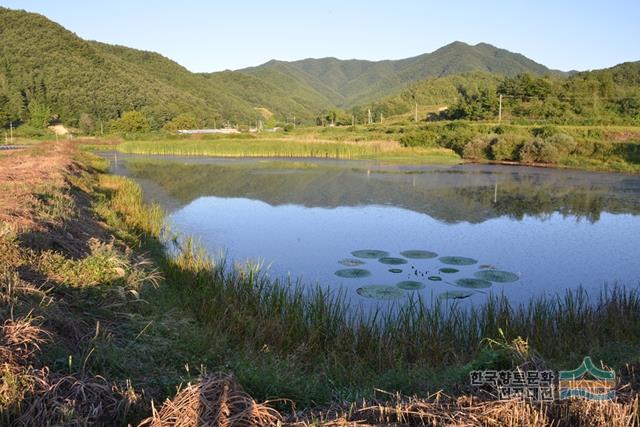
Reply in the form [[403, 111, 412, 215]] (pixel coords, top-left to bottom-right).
[[1, 6, 636, 131], [0, 7, 334, 128], [357, 60, 640, 125], [239, 41, 566, 108]]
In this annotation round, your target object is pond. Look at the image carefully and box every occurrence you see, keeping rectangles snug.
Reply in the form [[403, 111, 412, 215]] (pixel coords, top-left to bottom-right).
[[102, 152, 640, 306]]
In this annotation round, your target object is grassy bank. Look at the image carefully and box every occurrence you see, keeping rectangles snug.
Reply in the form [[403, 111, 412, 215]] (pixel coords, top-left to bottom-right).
[[107, 120, 640, 173], [115, 137, 461, 164], [2, 141, 640, 426]]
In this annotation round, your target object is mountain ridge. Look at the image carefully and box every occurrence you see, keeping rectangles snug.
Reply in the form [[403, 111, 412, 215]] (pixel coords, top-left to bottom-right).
[[238, 41, 568, 108], [0, 6, 633, 129]]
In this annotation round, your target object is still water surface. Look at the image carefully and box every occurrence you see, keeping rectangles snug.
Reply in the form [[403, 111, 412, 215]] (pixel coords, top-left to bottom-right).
[[103, 152, 640, 305]]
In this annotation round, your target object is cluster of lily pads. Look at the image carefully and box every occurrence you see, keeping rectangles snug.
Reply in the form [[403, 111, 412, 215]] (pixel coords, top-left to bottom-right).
[[335, 249, 519, 301]]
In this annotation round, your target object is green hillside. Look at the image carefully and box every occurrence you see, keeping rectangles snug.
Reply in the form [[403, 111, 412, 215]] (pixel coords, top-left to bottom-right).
[[0, 7, 329, 129], [240, 41, 566, 108], [0, 7, 233, 128], [2, 6, 635, 132]]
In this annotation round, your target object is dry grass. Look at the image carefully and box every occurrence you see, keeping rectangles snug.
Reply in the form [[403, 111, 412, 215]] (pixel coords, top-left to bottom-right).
[[0, 317, 47, 366], [140, 373, 282, 427], [140, 385, 640, 427], [285, 391, 640, 426], [15, 373, 138, 426], [0, 141, 150, 424], [0, 142, 74, 231]]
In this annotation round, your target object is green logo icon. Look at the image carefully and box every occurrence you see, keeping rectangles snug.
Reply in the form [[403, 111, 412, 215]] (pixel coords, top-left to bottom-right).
[[558, 357, 615, 400]]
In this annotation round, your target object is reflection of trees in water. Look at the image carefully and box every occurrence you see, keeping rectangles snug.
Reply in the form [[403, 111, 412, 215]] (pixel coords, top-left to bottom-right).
[[124, 160, 640, 224]]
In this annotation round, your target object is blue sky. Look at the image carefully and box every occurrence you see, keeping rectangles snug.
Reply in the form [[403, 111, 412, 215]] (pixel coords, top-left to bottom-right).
[[2, 0, 638, 72]]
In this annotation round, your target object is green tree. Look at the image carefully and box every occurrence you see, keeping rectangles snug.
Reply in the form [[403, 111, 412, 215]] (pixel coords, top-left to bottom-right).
[[448, 87, 498, 120], [27, 100, 52, 128], [162, 113, 199, 132], [78, 113, 95, 134], [110, 111, 151, 133], [0, 94, 12, 128]]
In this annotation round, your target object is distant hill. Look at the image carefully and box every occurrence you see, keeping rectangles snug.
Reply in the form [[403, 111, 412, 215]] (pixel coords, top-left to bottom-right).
[[3, 6, 635, 130], [239, 41, 567, 108]]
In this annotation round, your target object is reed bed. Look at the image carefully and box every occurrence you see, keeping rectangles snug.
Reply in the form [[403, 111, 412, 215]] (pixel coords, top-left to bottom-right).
[[117, 139, 385, 160]]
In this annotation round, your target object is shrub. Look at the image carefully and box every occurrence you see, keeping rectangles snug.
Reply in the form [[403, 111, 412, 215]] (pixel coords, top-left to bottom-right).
[[399, 130, 439, 147], [531, 125, 559, 139], [437, 123, 476, 155], [492, 125, 515, 135], [489, 134, 524, 161], [27, 101, 52, 128], [78, 113, 95, 134], [110, 111, 151, 134], [163, 113, 200, 132], [13, 124, 50, 138], [519, 138, 560, 163], [545, 133, 576, 155], [463, 137, 491, 160]]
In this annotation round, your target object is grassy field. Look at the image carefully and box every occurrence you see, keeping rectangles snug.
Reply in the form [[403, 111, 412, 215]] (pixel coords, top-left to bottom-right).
[[2, 140, 640, 426]]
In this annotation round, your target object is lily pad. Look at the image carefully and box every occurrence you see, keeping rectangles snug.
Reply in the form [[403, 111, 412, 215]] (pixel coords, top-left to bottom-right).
[[378, 257, 408, 265], [400, 250, 437, 259], [334, 268, 371, 279], [352, 249, 389, 259], [474, 270, 519, 283], [356, 285, 404, 300], [428, 276, 442, 281], [396, 280, 426, 290], [338, 258, 365, 267], [438, 290, 474, 300], [439, 256, 478, 266], [388, 268, 403, 273], [455, 278, 492, 289], [439, 267, 459, 274]]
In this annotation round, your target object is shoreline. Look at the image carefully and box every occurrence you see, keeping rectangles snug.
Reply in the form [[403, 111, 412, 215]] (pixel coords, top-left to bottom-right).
[[2, 140, 640, 425]]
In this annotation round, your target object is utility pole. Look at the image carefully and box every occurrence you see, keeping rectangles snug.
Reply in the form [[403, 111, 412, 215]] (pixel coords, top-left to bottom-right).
[[9, 121, 13, 144], [293, 115, 296, 129], [380, 112, 384, 123], [414, 102, 418, 122], [367, 109, 372, 125], [351, 115, 354, 127], [498, 94, 503, 123]]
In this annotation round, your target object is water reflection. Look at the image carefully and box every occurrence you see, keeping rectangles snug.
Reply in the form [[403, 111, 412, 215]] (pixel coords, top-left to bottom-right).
[[102, 152, 640, 305], [113, 155, 640, 224]]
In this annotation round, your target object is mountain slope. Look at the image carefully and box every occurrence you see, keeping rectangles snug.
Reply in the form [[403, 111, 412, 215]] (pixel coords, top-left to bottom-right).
[[0, 7, 595, 130], [0, 7, 329, 127], [239, 41, 566, 108], [0, 7, 236, 127]]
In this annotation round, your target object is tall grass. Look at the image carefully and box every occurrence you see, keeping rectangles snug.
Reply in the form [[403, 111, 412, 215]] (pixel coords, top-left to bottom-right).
[[100, 170, 640, 403], [118, 138, 385, 159], [115, 138, 461, 164]]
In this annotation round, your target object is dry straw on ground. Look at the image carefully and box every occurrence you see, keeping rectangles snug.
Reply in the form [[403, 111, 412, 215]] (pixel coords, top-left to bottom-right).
[[140, 373, 282, 427]]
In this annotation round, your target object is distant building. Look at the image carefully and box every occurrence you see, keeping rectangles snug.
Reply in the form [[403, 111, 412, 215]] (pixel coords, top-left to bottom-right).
[[177, 128, 240, 134]]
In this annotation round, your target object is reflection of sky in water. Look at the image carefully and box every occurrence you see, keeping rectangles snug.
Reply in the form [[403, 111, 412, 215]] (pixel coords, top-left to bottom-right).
[[100, 152, 640, 306], [169, 196, 640, 306]]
